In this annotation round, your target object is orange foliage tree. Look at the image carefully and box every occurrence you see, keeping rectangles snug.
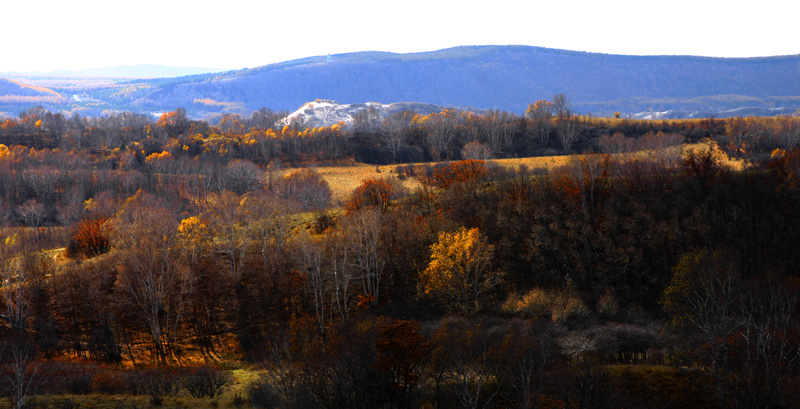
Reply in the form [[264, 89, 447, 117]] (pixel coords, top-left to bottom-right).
[[345, 177, 397, 213], [418, 227, 501, 314], [420, 159, 487, 189]]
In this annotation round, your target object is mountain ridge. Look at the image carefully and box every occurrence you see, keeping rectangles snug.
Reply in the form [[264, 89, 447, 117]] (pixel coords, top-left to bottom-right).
[[2, 45, 799, 119]]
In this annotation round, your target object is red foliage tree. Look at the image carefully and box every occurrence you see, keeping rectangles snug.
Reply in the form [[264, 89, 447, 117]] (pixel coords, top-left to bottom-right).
[[345, 177, 397, 213], [420, 159, 487, 189], [67, 216, 110, 258]]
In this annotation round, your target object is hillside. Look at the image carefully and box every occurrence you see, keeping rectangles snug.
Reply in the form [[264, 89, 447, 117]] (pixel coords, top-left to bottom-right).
[[126, 46, 800, 116], [0, 77, 62, 98], [3, 45, 800, 119]]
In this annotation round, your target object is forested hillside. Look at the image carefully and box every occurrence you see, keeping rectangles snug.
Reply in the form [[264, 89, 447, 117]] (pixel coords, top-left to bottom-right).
[[2, 104, 800, 408], [3, 46, 800, 119]]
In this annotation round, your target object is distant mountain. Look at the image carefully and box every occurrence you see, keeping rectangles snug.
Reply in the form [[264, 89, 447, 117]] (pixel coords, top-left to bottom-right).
[[0, 78, 62, 97], [2, 46, 800, 119], [2, 64, 224, 79], [126, 46, 800, 117]]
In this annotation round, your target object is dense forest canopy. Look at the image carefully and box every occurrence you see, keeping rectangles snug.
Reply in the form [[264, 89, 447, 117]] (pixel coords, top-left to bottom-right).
[[2, 100, 800, 408]]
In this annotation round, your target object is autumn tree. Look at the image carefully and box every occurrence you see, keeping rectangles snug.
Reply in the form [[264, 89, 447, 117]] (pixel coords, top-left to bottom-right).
[[344, 177, 399, 213], [67, 216, 110, 258], [110, 190, 190, 364], [203, 191, 254, 284], [223, 159, 264, 195], [418, 159, 488, 190], [156, 108, 191, 139], [416, 109, 459, 161], [419, 227, 502, 314], [662, 249, 800, 408], [382, 110, 415, 162], [271, 168, 331, 212], [341, 209, 385, 307], [543, 93, 581, 152], [461, 141, 492, 160], [1, 232, 30, 333], [526, 100, 554, 147], [1, 334, 46, 409], [374, 319, 433, 409], [295, 230, 328, 335], [598, 132, 634, 155]]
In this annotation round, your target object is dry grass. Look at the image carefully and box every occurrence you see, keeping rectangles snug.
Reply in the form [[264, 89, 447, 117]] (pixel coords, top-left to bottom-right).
[[294, 145, 748, 206], [294, 155, 574, 205], [0, 367, 262, 409], [298, 146, 745, 206]]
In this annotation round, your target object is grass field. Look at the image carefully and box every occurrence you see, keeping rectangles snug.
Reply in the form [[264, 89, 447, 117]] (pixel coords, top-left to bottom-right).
[[297, 143, 742, 205], [300, 155, 576, 205]]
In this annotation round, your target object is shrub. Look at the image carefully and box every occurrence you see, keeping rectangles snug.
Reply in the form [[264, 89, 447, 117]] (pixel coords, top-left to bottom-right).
[[418, 159, 487, 189], [552, 296, 590, 324], [246, 378, 282, 409], [503, 288, 553, 318], [344, 177, 404, 213], [182, 366, 232, 398], [125, 368, 181, 397], [596, 290, 619, 319], [504, 287, 590, 324], [90, 369, 129, 395], [271, 168, 331, 211]]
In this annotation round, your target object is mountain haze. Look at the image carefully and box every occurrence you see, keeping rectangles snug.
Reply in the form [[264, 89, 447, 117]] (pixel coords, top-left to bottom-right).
[[2, 46, 799, 119]]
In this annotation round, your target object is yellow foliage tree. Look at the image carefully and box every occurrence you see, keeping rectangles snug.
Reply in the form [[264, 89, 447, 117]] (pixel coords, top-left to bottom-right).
[[418, 227, 502, 314]]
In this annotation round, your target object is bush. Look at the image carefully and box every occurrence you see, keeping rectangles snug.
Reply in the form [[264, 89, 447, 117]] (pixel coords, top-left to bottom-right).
[[246, 378, 282, 409], [125, 368, 181, 397], [503, 288, 553, 318], [271, 168, 332, 211], [182, 366, 232, 398], [90, 369, 129, 395], [552, 296, 590, 324], [344, 177, 406, 212], [504, 287, 589, 324]]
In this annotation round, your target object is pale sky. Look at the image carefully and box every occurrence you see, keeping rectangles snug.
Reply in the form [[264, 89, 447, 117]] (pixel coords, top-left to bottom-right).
[[2, 0, 797, 72]]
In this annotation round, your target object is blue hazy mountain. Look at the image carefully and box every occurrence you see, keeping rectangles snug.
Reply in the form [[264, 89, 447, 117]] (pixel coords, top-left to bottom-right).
[[2, 46, 799, 118]]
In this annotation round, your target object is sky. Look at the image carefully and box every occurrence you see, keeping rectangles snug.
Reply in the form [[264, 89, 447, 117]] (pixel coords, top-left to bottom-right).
[[2, 0, 797, 73]]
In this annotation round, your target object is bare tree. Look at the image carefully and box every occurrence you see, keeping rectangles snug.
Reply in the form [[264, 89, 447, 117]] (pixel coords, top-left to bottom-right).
[[727, 276, 800, 409], [16, 199, 47, 227], [419, 109, 460, 161], [526, 100, 554, 147], [224, 159, 264, 195], [1, 335, 46, 409], [776, 117, 800, 150], [495, 320, 555, 409], [204, 191, 251, 283], [112, 192, 190, 364], [462, 141, 493, 160], [434, 319, 502, 409], [324, 229, 355, 321], [295, 230, 327, 335], [550, 94, 580, 152], [342, 209, 384, 307], [382, 110, 415, 162], [1, 231, 30, 333], [556, 114, 579, 153], [598, 132, 635, 155]]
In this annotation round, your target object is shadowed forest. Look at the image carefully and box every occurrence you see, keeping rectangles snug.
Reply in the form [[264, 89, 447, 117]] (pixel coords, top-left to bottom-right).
[[2, 99, 800, 409]]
